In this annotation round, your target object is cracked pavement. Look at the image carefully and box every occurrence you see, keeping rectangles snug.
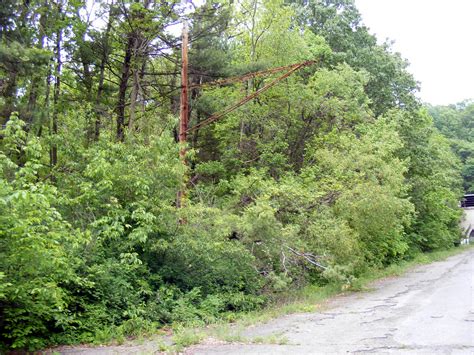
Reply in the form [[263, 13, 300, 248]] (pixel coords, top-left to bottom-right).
[[188, 248, 474, 354]]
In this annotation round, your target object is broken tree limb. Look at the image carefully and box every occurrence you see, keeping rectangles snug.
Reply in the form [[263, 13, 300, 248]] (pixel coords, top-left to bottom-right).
[[286, 246, 327, 270]]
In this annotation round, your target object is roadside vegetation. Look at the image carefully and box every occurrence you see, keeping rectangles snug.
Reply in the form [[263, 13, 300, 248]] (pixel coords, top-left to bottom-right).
[[429, 102, 474, 193], [53, 245, 472, 353], [163, 245, 474, 353], [0, 0, 472, 351]]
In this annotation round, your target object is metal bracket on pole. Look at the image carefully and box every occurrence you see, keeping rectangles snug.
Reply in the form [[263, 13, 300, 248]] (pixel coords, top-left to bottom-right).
[[186, 60, 315, 133], [176, 53, 315, 209]]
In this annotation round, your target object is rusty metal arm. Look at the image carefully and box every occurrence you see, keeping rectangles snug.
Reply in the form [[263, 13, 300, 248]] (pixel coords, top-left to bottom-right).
[[188, 61, 314, 90], [186, 60, 315, 133]]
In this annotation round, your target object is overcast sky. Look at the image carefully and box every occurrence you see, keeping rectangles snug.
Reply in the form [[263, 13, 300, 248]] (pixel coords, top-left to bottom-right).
[[354, 0, 474, 106]]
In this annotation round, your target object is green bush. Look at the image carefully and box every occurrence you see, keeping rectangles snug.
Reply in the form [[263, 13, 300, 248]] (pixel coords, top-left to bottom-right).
[[0, 117, 84, 350]]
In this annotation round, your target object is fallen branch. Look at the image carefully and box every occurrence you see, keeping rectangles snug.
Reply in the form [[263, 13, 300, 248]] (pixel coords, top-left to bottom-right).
[[286, 246, 327, 270]]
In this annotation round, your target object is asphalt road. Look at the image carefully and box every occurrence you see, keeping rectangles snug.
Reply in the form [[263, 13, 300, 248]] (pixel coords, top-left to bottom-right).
[[189, 248, 474, 354]]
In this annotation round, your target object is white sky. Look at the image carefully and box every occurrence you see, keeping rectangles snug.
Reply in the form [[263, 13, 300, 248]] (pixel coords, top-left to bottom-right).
[[354, 0, 474, 106]]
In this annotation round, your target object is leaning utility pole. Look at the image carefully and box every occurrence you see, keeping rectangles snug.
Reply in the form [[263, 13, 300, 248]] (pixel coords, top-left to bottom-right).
[[174, 18, 315, 209], [177, 20, 189, 208]]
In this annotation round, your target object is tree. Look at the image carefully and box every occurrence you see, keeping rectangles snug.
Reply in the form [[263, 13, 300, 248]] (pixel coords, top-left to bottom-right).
[[393, 108, 463, 250], [290, 0, 419, 116], [429, 101, 474, 192]]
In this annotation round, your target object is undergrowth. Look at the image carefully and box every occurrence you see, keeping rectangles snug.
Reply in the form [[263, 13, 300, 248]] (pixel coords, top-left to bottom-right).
[[50, 245, 471, 353]]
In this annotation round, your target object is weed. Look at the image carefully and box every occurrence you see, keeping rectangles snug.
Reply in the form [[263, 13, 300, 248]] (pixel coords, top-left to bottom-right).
[[172, 328, 206, 351]]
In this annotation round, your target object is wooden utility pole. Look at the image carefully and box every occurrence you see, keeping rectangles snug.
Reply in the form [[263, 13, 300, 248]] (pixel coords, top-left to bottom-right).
[[177, 20, 189, 208], [174, 28, 315, 208]]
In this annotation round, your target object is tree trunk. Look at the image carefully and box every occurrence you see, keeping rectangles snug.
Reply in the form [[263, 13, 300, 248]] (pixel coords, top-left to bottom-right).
[[26, 1, 47, 128], [0, 70, 17, 125], [128, 34, 143, 133], [116, 34, 134, 142], [94, 1, 114, 140], [50, 23, 62, 168], [38, 63, 52, 138], [128, 0, 149, 135], [82, 59, 93, 101]]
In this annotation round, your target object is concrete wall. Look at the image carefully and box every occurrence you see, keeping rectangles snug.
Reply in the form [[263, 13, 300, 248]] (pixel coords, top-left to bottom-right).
[[460, 207, 474, 242]]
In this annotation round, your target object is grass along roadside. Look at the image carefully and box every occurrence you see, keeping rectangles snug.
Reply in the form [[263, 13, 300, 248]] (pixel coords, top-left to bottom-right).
[[49, 244, 474, 353], [166, 244, 474, 352]]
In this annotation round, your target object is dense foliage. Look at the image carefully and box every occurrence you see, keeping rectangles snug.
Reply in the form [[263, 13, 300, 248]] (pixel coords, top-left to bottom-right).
[[0, 0, 467, 350], [429, 101, 474, 193]]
